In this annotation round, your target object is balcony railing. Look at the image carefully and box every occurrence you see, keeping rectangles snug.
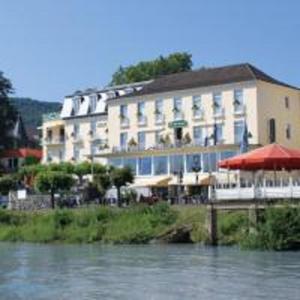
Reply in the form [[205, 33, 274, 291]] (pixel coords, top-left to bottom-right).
[[120, 117, 130, 128], [233, 104, 246, 115], [173, 111, 184, 120], [155, 114, 165, 125], [44, 137, 65, 145], [193, 109, 205, 120], [137, 115, 147, 126], [111, 140, 218, 154], [213, 107, 225, 118]]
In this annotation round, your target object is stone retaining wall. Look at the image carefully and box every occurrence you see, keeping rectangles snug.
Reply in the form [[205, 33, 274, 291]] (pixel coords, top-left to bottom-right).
[[8, 191, 52, 211]]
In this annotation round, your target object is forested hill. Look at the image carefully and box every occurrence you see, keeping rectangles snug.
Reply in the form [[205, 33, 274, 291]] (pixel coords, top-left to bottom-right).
[[10, 97, 61, 136]]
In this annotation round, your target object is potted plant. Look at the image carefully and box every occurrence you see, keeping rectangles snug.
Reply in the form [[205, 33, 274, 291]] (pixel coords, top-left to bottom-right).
[[154, 108, 161, 115], [183, 132, 192, 145], [128, 137, 137, 147], [192, 103, 200, 111]]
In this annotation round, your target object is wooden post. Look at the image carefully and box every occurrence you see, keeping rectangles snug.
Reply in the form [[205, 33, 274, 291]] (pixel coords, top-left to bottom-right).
[[205, 204, 218, 245]]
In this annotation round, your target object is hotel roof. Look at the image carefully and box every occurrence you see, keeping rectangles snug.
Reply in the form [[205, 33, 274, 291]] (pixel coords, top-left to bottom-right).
[[114, 63, 299, 99]]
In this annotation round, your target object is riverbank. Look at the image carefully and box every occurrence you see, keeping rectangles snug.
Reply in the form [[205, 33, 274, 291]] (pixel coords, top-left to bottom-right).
[[0, 203, 299, 250]]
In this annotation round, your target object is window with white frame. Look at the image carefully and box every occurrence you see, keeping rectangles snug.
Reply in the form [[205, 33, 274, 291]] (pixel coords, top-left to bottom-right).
[[215, 124, 223, 144], [286, 123, 291, 139], [234, 121, 244, 144], [137, 102, 146, 124], [73, 146, 80, 161], [193, 126, 204, 145], [234, 89, 244, 112], [213, 93, 222, 115], [59, 149, 65, 161], [73, 124, 80, 139], [120, 104, 128, 125], [120, 132, 128, 150], [155, 99, 164, 123], [155, 131, 161, 145], [192, 95, 202, 118], [173, 97, 182, 120], [90, 121, 97, 137], [138, 132, 146, 150], [89, 94, 98, 113], [73, 97, 81, 115]]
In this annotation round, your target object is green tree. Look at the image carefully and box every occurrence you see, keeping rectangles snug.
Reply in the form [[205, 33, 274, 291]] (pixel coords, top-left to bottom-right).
[[35, 171, 75, 209], [73, 161, 91, 184], [0, 175, 17, 195], [0, 72, 17, 149], [18, 164, 47, 187], [48, 162, 75, 174], [93, 172, 111, 198], [110, 167, 134, 206], [110, 52, 192, 85], [23, 156, 40, 166]]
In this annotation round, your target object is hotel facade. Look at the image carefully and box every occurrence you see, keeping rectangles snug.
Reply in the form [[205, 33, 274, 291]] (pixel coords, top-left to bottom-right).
[[42, 63, 300, 195]]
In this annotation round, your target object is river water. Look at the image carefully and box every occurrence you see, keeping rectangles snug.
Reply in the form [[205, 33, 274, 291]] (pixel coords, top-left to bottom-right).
[[0, 243, 299, 300]]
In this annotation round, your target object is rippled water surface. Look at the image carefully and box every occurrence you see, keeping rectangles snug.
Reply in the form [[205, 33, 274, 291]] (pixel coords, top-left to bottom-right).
[[0, 243, 299, 300]]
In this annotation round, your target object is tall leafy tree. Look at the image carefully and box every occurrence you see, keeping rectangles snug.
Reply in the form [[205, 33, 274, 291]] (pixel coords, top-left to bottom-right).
[[35, 171, 75, 209], [0, 72, 17, 149], [110, 52, 193, 85], [110, 167, 134, 206]]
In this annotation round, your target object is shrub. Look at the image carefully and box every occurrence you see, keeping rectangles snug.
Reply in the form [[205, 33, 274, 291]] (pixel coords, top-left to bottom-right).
[[53, 210, 73, 229], [243, 206, 300, 250]]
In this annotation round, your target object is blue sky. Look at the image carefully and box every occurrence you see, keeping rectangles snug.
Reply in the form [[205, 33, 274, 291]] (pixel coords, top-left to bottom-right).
[[0, 0, 299, 102]]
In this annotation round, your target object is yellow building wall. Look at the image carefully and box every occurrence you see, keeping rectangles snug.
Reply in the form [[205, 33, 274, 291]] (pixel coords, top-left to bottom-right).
[[107, 81, 258, 152], [256, 81, 300, 148], [42, 115, 108, 164]]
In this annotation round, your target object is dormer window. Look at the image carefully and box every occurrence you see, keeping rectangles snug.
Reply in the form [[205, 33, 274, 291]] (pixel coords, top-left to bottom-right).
[[89, 94, 98, 113], [73, 96, 81, 115]]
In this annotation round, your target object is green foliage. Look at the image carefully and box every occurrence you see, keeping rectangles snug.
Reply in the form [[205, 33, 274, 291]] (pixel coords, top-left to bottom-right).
[[243, 206, 300, 250], [35, 171, 75, 208], [18, 164, 47, 179], [0, 203, 179, 244], [10, 97, 61, 134], [23, 156, 40, 166], [93, 173, 111, 197], [0, 72, 17, 148], [111, 167, 134, 189], [110, 52, 192, 85], [218, 211, 248, 245], [48, 162, 75, 174], [35, 171, 74, 193], [0, 175, 18, 195]]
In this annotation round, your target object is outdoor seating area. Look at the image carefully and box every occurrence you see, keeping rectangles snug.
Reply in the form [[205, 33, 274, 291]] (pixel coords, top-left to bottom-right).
[[215, 143, 300, 201]]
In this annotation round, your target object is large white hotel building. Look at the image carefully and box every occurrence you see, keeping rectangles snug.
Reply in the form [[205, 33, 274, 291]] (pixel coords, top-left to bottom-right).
[[42, 63, 300, 196]]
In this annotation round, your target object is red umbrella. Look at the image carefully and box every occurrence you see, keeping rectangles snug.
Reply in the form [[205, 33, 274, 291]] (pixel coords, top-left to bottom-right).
[[218, 143, 300, 171]]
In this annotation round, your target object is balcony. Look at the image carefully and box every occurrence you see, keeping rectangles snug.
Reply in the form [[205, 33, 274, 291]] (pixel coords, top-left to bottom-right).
[[213, 107, 225, 118], [173, 111, 185, 121], [233, 104, 246, 116], [137, 115, 147, 126], [120, 117, 130, 128], [193, 109, 205, 120], [71, 133, 83, 144], [44, 137, 65, 146], [155, 114, 165, 125]]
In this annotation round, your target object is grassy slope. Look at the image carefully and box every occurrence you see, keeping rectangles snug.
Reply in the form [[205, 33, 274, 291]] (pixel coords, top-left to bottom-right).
[[0, 203, 299, 250], [0, 203, 247, 245]]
